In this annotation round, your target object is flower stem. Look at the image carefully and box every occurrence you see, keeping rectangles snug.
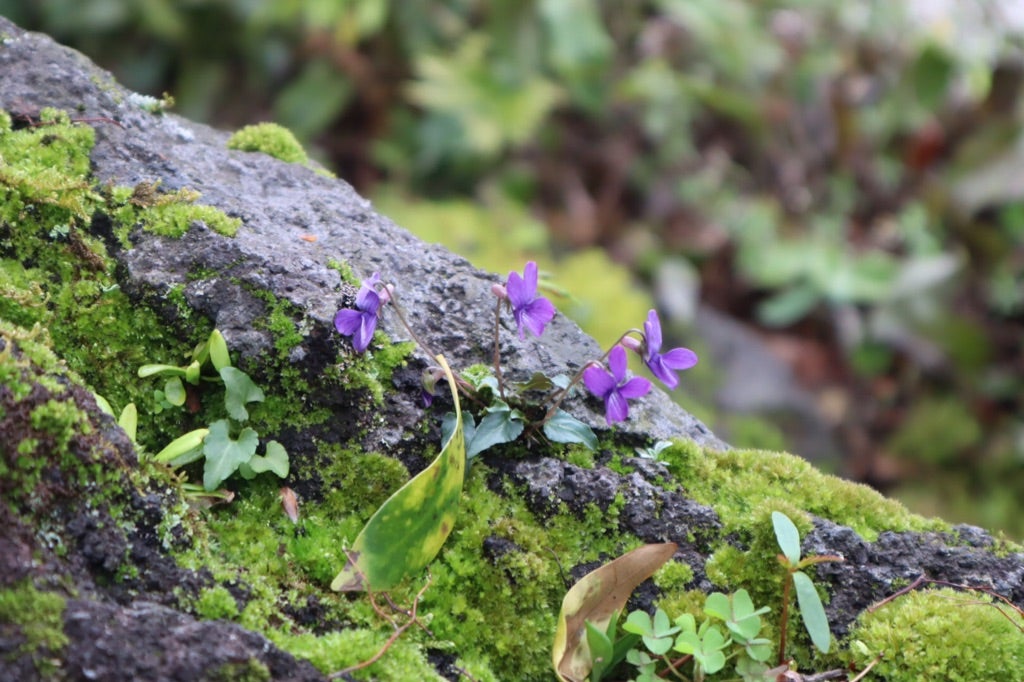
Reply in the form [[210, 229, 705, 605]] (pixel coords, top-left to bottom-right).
[[384, 288, 438, 361], [493, 297, 507, 401]]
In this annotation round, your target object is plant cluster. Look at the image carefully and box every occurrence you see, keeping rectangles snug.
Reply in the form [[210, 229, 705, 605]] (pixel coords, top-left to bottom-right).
[[336, 262, 697, 455], [20, 0, 1022, 533], [324, 261, 696, 596], [553, 512, 841, 682], [130, 329, 289, 493]]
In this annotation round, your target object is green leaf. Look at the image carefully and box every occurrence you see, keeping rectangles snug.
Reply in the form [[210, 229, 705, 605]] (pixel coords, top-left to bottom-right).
[[543, 409, 597, 450], [248, 440, 289, 479], [584, 621, 614, 682], [911, 42, 955, 110], [164, 377, 186, 407], [117, 403, 138, 443], [153, 427, 209, 465], [184, 359, 202, 385], [705, 589, 769, 642], [93, 393, 113, 415], [674, 623, 729, 675], [792, 570, 832, 653], [220, 366, 265, 421], [757, 284, 820, 327], [622, 608, 677, 655], [552, 543, 677, 682], [516, 371, 557, 392], [465, 403, 524, 458], [772, 511, 801, 565], [331, 355, 466, 592], [202, 420, 259, 491], [208, 329, 231, 371], [137, 363, 186, 379], [741, 636, 774, 663]]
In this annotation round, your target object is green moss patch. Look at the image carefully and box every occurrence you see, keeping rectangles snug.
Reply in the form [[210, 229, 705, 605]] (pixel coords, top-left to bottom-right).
[[847, 587, 1024, 680], [227, 123, 308, 165], [661, 440, 946, 541], [0, 581, 69, 677]]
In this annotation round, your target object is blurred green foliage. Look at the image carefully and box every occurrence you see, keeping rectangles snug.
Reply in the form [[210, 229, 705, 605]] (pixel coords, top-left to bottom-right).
[[8, 1, 1024, 537]]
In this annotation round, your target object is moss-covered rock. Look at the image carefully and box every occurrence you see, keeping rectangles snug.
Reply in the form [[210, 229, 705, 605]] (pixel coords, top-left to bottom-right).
[[1, 15, 1021, 682]]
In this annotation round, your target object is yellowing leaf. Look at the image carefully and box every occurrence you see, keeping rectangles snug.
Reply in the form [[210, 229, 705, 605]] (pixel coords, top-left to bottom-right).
[[552, 542, 677, 682], [331, 355, 465, 591]]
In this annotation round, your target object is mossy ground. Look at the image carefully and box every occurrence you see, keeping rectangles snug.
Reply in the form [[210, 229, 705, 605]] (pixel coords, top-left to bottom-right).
[[847, 587, 1024, 680], [0, 581, 68, 678], [2, 106, 1021, 681]]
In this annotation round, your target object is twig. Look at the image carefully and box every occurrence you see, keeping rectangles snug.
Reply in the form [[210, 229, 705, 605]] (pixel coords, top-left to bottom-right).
[[848, 654, 883, 682], [328, 575, 433, 679]]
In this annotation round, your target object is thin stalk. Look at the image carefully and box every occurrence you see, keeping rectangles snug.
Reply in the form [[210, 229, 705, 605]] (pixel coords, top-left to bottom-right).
[[777, 571, 793, 666], [384, 288, 438, 361], [492, 297, 507, 401]]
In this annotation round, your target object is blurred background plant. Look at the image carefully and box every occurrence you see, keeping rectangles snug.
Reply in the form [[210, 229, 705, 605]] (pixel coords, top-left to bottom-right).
[[7, 0, 1023, 538]]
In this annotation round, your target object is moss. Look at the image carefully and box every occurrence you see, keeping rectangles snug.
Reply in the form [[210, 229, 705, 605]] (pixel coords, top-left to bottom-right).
[[268, 629, 444, 680], [660, 440, 946, 541], [206, 658, 271, 682], [0, 581, 69, 677], [335, 340, 416, 405], [846, 588, 1024, 680], [134, 200, 241, 238], [227, 123, 308, 165], [196, 585, 241, 621]]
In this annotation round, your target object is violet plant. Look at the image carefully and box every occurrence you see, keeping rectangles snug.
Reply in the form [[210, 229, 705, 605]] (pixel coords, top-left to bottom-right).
[[334, 261, 697, 459]]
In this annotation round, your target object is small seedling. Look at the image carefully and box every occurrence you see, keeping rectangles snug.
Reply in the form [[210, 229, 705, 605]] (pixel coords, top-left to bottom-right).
[[139, 329, 289, 491], [771, 510, 844, 662]]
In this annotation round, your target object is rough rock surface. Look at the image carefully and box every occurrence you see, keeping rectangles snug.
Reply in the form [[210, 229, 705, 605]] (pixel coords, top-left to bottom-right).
[[2, 16, 1023, 681]]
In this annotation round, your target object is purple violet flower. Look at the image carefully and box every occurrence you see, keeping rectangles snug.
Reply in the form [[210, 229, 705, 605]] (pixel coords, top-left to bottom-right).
[[584, 345, 652, 425], [641, 310, 697, 390], [334, 272, 384, 353], [506, 261, 556, 339]]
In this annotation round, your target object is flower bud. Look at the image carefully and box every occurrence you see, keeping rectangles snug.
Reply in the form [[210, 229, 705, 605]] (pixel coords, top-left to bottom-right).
[[620, 335, 643, 353], [491, 283, 508, 300]]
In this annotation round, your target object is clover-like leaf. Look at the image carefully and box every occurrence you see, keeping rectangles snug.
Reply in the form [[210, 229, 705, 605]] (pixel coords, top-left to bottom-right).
[[331, 355, 465, 591], [623, 608, 678, 655], [220, 366, 265, 421], [552, 543, 677, 682], [202, 420, 258, 491], [772, 511, 802, 565], [705, 589, 769, 642], [793, 570, 831, 653], [543, 409, 597, 450], [674, 622, 729, 675]]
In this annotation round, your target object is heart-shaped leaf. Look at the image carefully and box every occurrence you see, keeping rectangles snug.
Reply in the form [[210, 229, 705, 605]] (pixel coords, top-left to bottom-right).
[[543, 409, 597, 450], [552, 542, 677, 682], [220, 366, 265, 421], [248, 440, 289, 478], [331, 355, 465, 591], [466, 403, 523, 458], [202, 420, 259, 491]]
